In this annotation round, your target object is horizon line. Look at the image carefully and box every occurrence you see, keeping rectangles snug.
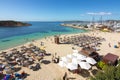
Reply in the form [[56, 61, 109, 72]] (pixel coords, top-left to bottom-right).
[[0, 19, 120, 22]]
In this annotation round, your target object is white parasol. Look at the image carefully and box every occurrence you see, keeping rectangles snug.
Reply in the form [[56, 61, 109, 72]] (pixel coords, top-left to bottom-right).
[[66, 63, 78, 70], [86, 57, 97, 65], [79, 62, 91, 70]]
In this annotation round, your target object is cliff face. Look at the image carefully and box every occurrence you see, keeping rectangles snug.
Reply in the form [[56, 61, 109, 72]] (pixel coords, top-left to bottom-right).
[[0, 21, 31, 27]]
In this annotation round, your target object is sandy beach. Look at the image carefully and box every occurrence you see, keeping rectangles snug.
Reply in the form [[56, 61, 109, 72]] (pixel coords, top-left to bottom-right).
[[0, 31, 120, 80], [1, 0, 120, 80]]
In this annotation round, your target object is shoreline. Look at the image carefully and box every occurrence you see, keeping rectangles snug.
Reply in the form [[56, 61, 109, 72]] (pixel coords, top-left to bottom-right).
[[0, 31, 89, 52], [0, 29, 89, 51]]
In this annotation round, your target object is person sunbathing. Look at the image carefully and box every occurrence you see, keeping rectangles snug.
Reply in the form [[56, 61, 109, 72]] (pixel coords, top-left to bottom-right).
[[21, 71, 26, 78]]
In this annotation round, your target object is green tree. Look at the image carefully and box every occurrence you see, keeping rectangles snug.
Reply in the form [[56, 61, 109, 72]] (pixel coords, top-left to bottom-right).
[[93, 71, 105, 80], [103, 65, 116, 80], [97, 61, 106, 69], [90, 65, 120, 80], [115, 65, 120, 80]]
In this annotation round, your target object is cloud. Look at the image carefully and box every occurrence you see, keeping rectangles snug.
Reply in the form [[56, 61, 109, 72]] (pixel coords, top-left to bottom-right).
[[87, 12, 112, 15]]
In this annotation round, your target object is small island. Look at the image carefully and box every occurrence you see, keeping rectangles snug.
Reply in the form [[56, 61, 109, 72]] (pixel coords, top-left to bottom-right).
[[0, 20, 31, 27]]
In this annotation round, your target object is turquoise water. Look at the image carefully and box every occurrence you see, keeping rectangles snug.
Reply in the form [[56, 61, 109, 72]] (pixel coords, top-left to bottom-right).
[[0, 22, 87, 50]]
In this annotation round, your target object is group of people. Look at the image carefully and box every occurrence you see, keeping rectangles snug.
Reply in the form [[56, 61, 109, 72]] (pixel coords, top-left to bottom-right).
[[52, 53, 60, 63], [2, 71, 26, 80]]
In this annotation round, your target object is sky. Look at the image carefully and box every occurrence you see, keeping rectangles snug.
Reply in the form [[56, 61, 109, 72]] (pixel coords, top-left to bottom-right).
[[0, 0, 120, 21]]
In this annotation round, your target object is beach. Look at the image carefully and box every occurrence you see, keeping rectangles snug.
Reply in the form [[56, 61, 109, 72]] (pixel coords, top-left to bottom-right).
[[0, 30, 120, 80], [1, 0, 120, 79]]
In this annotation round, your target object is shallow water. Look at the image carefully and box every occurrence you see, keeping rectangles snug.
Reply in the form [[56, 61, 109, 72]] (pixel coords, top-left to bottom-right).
[[0, 22, 87, 50]]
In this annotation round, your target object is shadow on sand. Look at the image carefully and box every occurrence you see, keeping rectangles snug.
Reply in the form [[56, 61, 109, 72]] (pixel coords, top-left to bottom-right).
[[45, 53, 51, 56], [79, 69, 90, 78], [41, 60, 51, 65]]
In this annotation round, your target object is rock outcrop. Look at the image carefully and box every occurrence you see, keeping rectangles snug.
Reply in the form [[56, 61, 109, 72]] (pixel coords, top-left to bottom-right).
[[0, 20, 31, 27]]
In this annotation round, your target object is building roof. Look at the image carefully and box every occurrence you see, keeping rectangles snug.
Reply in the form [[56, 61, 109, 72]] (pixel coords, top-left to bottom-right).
[[80, 47, 96, 56], [103, 53, 119, 63]]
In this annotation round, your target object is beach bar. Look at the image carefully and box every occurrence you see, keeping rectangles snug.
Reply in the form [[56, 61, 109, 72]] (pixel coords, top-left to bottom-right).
[[102, 53, 119, 65], [54, 35, 60, 44]]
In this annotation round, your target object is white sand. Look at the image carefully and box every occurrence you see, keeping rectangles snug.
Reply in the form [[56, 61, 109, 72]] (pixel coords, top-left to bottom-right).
[[0, 31, 120, 80]]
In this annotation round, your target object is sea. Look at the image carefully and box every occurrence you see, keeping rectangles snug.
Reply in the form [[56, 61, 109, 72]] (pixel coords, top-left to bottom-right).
[[0, 22, 87, 50]]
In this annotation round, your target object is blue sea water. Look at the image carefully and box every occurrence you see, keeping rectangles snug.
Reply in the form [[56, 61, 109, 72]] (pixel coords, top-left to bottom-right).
[[0, 22, 87, 50]]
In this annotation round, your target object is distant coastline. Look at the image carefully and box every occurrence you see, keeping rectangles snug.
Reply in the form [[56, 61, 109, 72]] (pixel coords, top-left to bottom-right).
[[0, 20, 31, 27], [61, 23, 92, 31]]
